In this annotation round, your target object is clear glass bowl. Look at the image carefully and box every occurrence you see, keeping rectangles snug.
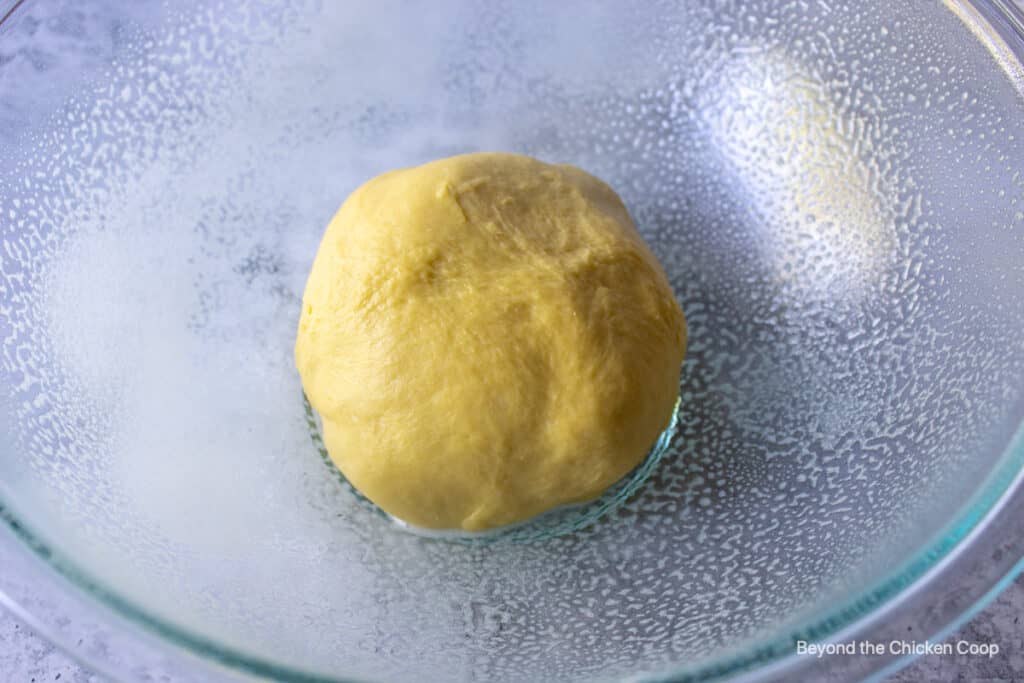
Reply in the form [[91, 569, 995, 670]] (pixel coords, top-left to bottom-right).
[[1, 1, 1024, 681]]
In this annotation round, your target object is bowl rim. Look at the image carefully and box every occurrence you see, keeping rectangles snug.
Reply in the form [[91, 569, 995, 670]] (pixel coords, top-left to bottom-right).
[[1, 0, 1024, 681]]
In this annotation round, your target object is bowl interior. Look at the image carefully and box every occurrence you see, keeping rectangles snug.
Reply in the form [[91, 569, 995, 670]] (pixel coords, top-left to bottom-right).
[[2, 1, 1024, 681]]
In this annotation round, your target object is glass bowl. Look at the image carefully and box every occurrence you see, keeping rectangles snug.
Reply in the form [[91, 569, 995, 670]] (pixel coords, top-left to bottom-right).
[[1, 1, 1024, 681]]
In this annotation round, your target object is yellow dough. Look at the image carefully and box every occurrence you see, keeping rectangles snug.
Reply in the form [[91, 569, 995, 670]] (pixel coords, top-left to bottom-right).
[[295, 153, 686, 531]]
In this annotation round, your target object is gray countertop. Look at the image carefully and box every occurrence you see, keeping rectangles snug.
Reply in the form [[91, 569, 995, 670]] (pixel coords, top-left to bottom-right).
[[2, 574, 1023, 682]]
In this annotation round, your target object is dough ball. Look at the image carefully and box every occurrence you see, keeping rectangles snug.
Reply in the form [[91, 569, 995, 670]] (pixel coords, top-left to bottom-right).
[[296, 153, 686, 531]]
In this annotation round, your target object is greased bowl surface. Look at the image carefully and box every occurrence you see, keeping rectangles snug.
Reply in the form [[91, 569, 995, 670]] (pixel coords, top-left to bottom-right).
[[1, 1, 1024, 681]]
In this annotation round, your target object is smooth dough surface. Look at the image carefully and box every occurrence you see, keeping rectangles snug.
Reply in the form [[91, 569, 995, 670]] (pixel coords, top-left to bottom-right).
[[296, 153, 686, 531]]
